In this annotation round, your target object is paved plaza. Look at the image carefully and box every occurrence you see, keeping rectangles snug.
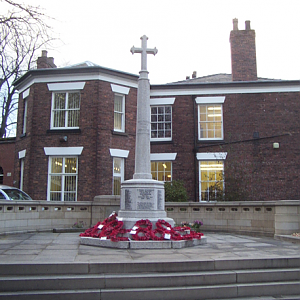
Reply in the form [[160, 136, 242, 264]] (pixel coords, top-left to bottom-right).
[[0, 232, 299, 264]]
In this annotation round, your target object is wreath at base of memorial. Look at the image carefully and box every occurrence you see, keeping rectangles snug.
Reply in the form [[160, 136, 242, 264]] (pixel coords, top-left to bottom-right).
[[80, 212, 203, 242], [131, 228, 151, 241]]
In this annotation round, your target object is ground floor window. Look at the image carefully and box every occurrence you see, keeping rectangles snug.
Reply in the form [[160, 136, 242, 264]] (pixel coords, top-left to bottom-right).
[[151, 161, 172, 182], [0, 166, 3, 184], [113, 157, 124, 195], [48, 157, 78, 201], [199, 160, 224, 201]]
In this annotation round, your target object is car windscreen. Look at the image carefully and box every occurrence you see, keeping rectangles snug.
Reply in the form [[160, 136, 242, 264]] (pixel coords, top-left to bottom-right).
[[2, 189, 32, 200]]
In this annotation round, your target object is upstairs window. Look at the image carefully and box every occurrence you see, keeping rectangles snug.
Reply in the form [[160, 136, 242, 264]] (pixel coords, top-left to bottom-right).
[[196, 96, 225, 140], [111, 84, 130, 133], [51, 92, 80, 129], [151, 106, 172, 140], [22, 88, 29, 135], [114, 94, 125, 132], [198, 104, 223, 139], [150, 98, 175, 141]]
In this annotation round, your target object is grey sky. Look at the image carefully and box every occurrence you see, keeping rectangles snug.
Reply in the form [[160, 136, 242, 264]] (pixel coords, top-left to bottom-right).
[[29, 0, 300, 84]]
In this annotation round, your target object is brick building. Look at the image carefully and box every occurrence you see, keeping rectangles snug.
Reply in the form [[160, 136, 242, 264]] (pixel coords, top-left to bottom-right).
[[12, 19, 300, 201], [0, 138, 15, 186]]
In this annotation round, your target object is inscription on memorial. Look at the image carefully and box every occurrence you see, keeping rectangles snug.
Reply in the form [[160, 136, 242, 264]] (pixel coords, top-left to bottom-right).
[[138, 189, 154, 200], [137, 189, 154, 210], [125, 189, 132, 210], [157, 190, 163, 210], [137, 201, 154, 210]]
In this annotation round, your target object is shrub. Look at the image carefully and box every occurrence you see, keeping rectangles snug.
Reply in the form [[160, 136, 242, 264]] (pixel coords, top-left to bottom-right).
[[164, 180, 188, 202]]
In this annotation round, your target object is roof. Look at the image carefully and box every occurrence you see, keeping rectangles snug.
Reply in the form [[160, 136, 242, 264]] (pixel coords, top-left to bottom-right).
[[68, 61, 101, 68], [13, 63, 139, 89], [169, 73, 280, 84]]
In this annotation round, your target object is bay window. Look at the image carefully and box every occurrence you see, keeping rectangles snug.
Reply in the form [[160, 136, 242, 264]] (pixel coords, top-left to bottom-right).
[[48, 157, 78, 201]]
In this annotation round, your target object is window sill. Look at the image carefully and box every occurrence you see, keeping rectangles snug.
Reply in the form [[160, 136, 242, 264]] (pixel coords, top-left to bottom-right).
[[47, 129, 81, 134], [151, 140, 174, 145], [112, 130, 128, 137], [197, 139, 224, 144]]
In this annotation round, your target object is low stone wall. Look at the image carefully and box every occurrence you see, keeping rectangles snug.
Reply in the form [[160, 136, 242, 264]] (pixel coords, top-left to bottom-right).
[[0, 200, 92, 235], [0, 198, 299, 236], [166, 201, 276, 236]]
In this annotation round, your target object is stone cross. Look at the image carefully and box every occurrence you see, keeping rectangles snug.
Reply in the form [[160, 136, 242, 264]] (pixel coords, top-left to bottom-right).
[[130, 35, 158, 73], [130, 35, 157, 179], [117, 36, 174, 229]]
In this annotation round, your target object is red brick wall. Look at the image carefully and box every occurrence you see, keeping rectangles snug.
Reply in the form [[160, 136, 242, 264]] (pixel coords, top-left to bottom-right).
[[0, 139, 15, 186], [151, 91, 300, 201], [230, 23, 257, 81], [14, 80, 137, 201]]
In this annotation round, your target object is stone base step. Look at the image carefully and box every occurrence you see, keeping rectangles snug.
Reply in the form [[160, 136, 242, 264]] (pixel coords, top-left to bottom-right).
[[1, 268, 300, 292], [1, 281, 300, 300]]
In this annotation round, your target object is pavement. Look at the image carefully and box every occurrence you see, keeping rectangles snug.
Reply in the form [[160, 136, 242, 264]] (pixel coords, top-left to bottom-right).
[[0, 232, 300, 264]]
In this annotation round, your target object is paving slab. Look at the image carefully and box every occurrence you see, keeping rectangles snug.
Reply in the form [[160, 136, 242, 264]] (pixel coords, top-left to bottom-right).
[[0, 232, 299, 264]]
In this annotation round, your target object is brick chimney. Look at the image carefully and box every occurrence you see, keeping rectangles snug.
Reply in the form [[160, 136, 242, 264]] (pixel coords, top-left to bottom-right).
[[230, 19, 257, 81], [37, 50, 57, 69]]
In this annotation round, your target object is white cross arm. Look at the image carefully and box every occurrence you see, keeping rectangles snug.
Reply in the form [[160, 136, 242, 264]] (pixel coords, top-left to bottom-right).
[[130, 46, 158, 56]]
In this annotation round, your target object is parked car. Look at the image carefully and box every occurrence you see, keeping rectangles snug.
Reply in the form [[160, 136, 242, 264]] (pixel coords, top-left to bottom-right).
[[0, 185, 32, 200]]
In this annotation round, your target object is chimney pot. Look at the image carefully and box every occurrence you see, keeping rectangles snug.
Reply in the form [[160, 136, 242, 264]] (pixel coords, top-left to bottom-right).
[[233, 18, 238, 30], [192, 71, 197, 78], [245, 20, 251, 30], [186, 76, 190, 80], [42, 50, 47, 57]]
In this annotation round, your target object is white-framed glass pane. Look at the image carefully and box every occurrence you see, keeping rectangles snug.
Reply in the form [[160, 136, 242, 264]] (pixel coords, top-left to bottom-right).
[[114, 94, 124, 131], [151, 161, 172, 182], [67, 92, 80, 127], [113, 157, 123, 195], [151, 105, 172, 140], [48, 157, 78, 201], [199, 104, 223, 140], [199, 160, 224, 201], [52, 92, 80, 128], [22, 99, 27, 134]]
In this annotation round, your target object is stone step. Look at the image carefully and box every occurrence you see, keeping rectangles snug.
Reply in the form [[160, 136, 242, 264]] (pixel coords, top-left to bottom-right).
[[1, 281, 300, 300], [1, 268, 300, 292], [1, 257, 300, 276]]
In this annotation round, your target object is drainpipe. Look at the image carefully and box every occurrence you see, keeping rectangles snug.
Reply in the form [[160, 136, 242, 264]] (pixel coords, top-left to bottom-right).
[[193, 96, 198, 202]]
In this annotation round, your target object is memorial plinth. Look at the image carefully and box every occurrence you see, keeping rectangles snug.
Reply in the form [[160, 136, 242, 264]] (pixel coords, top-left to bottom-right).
[[117, 35, 174, 229], [118, 179, 174, 228]]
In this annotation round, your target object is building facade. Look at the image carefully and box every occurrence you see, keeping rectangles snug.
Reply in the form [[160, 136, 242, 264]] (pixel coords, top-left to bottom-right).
[[12, 20, 300, 201], [0, 138, 15, 186]]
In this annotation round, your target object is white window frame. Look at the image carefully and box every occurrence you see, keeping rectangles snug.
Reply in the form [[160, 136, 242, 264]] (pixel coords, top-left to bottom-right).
[[151, 161, 173, 182], [22, 89, 29, 135], [114, 93, 125, 132], [196, 96, 225, 141], [112, 157, 124, 195], [150, 98, 175, 142], [197, 152, 227, 202], [20, 159, 24, 190], [47, 156, 78, 201], [109, 148, 129, 195], [150, 152, 177, 182], [111, 84, 130, 133], [18, 150, 26, 190], [50, 91, 81, 129]]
